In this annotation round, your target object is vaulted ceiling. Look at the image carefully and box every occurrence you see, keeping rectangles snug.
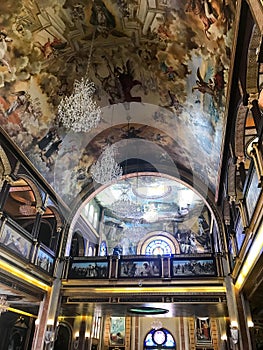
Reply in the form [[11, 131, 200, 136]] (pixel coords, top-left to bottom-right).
[[0, 0, 237, 208]]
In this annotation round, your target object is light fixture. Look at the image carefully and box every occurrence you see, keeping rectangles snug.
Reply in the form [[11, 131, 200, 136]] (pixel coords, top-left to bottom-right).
[[57, 24, 101, 132], [0, 295, 9, 315], [111, 190, 138, 218], [143, 203, 159, 222], [90, 145, 123, 184], [230, 322, 239, 344], [124, 220, 147, 242], [247, 320, 254, 328], [221, 334, 227, 341]]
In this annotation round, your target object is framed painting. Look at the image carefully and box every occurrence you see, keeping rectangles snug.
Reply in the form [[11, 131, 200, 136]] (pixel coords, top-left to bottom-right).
[[0, 223, 31, 259], [68, 259, 109, 279], [246, 167, 261, 220], [171, 257, 216, 277], [36, 248, 54, 273], [119, 257, 161, 278], [110, 317, 125, 346], [195, 317, 212, 345]]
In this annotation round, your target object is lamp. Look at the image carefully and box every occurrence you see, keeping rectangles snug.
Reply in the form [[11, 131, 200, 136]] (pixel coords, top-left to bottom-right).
[[90, 144, 123, 184], [143, 203, 159, 222], [124, 220, 147, 242], [57, 20, 101, 132], [0, 295, 9, 315], [230, 322, 239, 344], [111, 190, 139, 218]]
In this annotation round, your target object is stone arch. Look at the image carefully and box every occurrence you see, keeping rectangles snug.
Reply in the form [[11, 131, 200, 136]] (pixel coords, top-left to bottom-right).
[[47, 205, 63, 231], [246, 24, 262, 98], [16, 174, 43, 209]]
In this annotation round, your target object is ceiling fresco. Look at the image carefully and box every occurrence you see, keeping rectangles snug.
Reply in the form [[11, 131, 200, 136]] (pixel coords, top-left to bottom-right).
[[0, 0, 236, 206], [82, 175, 213, 256]]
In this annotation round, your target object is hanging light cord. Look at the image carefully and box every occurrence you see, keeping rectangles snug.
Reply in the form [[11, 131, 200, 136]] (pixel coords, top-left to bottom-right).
[[85, 25, 97, 79]]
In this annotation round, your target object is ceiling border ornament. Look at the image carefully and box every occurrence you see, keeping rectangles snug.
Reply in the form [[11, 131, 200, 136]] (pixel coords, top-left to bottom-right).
[[234, 103, 248, 164], [247, 25, 262, 99]]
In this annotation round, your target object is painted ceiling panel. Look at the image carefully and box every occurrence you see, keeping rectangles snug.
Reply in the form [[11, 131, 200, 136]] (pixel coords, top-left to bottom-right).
[[0, 0, 237, 205]]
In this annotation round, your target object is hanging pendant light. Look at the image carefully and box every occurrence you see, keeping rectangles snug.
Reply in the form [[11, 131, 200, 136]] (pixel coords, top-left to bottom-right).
[[90, 144, 123, 184], [57, 19, 101, 132]]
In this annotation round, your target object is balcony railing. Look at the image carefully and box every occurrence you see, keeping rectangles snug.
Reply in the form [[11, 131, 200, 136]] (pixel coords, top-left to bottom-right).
[[64, 253, 223, 280]]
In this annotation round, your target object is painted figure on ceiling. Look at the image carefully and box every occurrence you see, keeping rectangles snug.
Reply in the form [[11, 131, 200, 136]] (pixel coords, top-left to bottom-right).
[[0, 30, 12, 73], [94, 55, 142, 104], [90, 0, 116, 37], [5, 91, 30, 117], [185, 0, 218, 39]]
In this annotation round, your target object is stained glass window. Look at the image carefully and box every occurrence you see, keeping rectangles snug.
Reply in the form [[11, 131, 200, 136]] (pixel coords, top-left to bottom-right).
[[145, 239, 172, 256], [144, 328, 176, 349]]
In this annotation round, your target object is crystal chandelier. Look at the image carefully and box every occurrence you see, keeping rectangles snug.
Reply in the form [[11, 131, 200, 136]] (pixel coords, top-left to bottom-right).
[[143, 204, 159, 222], [111, 190, 139, 218], [57, 26, 101, 132], [0, 295, 9, 315], [90, 145, 123, 184], [57, 78, 101, 132], [124, 220, 147, 242]]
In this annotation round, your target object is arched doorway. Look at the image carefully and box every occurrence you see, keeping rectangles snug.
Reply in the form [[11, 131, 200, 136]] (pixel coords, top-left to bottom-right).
[[54, 323, 72, 350], [144, 327, 176, 349]]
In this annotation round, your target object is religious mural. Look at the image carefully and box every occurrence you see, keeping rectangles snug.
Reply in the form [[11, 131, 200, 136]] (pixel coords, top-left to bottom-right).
[[97, 176, 213, 256], [0, 0, 236, 205]]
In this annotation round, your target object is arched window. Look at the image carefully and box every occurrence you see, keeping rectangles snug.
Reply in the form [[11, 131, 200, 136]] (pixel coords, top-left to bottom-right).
[[137, 231, 180, 256], [144, 328, 176, 349]]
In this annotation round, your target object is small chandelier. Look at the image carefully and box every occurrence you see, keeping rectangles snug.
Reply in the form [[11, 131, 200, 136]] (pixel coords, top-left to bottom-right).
[[57, 79, 101, 132], [90, 145, 123, 184], [143, 204, 159, 222], [0, 295, 9, 315], [57, 27, 101, 132], [124, 220, 147, 242], [111, 190, 139, 218]]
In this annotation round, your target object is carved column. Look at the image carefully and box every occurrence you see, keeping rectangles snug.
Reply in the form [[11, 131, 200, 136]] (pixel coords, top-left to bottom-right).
[[0, 175, 13, 210], [31, 207, 46, 239]]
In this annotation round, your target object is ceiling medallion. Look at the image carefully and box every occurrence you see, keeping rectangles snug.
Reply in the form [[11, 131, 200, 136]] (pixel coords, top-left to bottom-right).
[[90, 145, 123, 185], [0, 295, 9, 315], [57, 27, 101, 132]]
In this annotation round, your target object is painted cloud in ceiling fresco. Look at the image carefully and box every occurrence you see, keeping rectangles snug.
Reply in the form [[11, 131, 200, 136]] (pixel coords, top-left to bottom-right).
[[0, 0, 236, 205]]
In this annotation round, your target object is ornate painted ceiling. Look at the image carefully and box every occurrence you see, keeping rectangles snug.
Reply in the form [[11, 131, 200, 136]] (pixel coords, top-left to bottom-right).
[[0, 0, 237, 206]]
